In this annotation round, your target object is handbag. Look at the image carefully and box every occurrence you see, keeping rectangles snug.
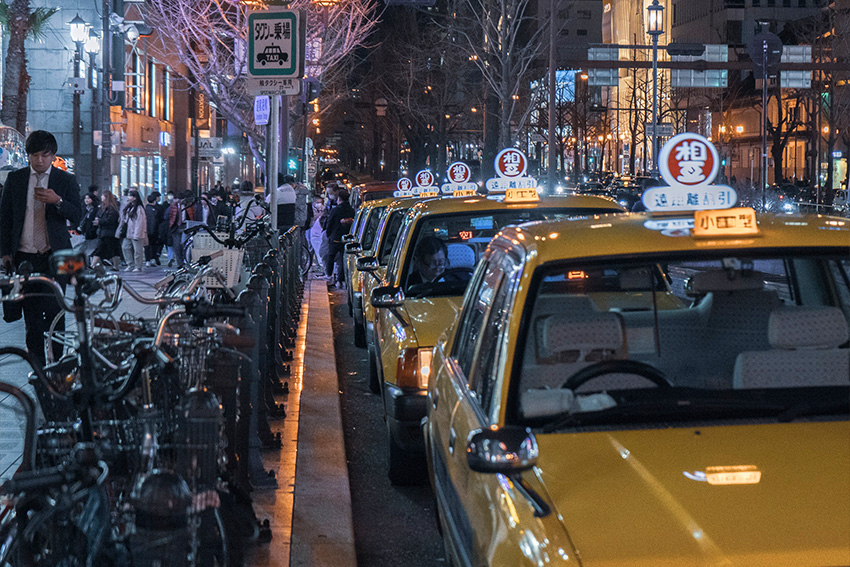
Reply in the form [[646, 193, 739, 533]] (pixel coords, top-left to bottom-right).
[[117, 223, 128, 239]]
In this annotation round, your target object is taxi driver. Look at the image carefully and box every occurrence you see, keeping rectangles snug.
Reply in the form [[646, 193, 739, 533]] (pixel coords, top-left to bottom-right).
[[408, 236, 448, 286]]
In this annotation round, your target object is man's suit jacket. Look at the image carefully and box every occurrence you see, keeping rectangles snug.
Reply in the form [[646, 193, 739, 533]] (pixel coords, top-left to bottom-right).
[[0, 166, 83, 258]]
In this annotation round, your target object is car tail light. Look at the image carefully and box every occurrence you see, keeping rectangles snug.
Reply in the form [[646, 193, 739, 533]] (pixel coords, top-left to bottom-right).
[[397, 347, 433, 389]]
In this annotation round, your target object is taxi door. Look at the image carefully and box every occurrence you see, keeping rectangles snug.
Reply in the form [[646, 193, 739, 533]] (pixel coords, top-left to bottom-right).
[[430, 252, 526, 565]]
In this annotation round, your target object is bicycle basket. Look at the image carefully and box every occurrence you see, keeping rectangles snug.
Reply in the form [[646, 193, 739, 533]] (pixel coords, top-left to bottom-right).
[[191, 247, 244, 289]]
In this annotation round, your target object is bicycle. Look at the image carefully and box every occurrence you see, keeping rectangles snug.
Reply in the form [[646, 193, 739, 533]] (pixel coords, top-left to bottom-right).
[[0, 253, 249, 566]]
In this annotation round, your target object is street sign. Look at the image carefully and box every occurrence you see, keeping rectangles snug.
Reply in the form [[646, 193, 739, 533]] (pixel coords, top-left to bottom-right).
[[748, 31, 783, 80], [781, 45, 812, 89], [254, 95, 270, 125], [248, 9, 305, 79], [647, 123, 675, 137], [671, 44, 728, 88], [530, 133, 547, 144], [246, 77, 301, 96], [588, 46, 619, 87], [193, 137, 223, 158]]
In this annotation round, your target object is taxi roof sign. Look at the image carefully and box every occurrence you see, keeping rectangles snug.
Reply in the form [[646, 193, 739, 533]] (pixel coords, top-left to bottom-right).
[[505, 187, 540, 203], [693, 207, 759, 237], [643, 133, 738, 212]]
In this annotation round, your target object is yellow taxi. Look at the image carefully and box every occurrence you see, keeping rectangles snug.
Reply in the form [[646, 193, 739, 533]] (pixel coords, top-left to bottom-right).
[[370, 193, 624, 484], [356, 196, 425, 387], [424, 207, 850, 566], [344, 197, 393, 332]]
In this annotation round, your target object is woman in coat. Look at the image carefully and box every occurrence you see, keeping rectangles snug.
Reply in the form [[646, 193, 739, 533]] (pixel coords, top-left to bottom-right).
[[75, 190, 100, 265], [92, 191, 122, 270], [117, 189, 148, 271]]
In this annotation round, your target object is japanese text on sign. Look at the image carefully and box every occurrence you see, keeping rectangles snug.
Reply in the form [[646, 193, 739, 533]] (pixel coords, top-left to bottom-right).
[[693, 208, 759, 236], [448, 162, 471, 183], [248, 10, 303, 78], [659, 132, 720, 189]]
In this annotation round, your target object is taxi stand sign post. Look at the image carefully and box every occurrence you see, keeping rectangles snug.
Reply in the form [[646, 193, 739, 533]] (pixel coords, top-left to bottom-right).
[[441, 161, 478, 196], [642, 132, 760, 238], [485, 148, 540, 202]]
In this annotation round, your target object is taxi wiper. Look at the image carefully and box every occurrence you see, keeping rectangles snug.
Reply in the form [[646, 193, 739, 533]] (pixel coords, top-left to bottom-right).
[[540, 393, 789, 433]]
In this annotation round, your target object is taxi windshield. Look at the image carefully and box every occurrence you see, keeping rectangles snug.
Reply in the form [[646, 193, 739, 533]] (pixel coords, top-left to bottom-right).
[[402, 208, 615, 298], [514, 252, 850, 431]]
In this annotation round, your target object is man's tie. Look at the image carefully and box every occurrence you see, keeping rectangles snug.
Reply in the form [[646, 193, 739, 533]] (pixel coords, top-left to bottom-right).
[[32, 173, 49, 253]]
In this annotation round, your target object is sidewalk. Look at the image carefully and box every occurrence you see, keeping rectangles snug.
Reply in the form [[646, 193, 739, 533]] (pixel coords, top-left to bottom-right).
[[0, 267, 357, 567]]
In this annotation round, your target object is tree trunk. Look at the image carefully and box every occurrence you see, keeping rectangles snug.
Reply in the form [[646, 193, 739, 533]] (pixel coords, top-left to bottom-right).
[[2, 0, 31, 128], [16, 57, 30, 133]]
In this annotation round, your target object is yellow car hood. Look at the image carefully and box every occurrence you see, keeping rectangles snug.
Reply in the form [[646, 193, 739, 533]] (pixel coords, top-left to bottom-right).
[[537, 422, 850, 567], [404, 297, 463, 346]]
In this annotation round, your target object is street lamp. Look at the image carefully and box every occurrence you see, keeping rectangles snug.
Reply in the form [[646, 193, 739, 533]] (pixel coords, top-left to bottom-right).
[[646, 0, 664, 178], [68, 14, 88, 175], [85, 28, 101, 186]]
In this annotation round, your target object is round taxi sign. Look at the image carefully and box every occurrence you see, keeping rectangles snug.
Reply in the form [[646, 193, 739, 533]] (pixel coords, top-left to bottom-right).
[[447, 162, 471, 184], [659, 132, 719, 188], [397, 177, 412, 192], [415, 170, 435, 187], [494, 148, 528, 178]]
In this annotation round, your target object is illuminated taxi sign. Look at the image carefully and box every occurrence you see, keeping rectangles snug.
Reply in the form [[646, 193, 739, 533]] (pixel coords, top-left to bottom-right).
[[396, 177, 412, 192], [643, 185, 737, 212], [693, 207, 759, 237], [414, 169, 438, 197], [505, 187, 540, 202], [705, 465, 762, 485], [642, 133, 738, 212], [441, 162, 478, 196], [418, 190, 439, 198], [659, 132, 720, 188], [485, 148, 539, 195]]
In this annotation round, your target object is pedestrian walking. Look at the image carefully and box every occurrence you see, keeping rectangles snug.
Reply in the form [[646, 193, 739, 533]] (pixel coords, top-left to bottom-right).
[[92, 191, 122, 270], [144, 192, 162, 266], [75, 188, 100, 265], [308, 196, 325, 268], [166, 191, 188, 268], [0, 129, 83, 366], [117, 189, 147, 271], [323, 188, 354, 286]]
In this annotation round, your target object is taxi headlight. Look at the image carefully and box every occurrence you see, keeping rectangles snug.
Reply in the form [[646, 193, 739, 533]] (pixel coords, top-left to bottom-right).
[[397, 347, 433, 389]]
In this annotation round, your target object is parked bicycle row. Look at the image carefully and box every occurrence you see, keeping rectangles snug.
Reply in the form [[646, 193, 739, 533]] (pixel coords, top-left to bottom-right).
[[0, 209, 307, 566]]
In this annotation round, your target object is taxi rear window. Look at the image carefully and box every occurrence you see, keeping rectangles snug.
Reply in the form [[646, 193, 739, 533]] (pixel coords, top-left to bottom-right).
[[403, 208, 613, 297]]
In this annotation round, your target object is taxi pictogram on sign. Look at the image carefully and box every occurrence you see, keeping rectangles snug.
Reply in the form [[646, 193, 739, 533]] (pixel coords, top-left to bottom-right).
[[447, 162, 471, 183], [659, 133, 720, 188], [495, 148, 527, 178]]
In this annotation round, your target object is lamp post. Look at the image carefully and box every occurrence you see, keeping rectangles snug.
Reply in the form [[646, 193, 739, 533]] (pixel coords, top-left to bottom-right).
[[85, 28, 101, 187], [646, 0, 664, 179], [68, 14, 87, 176]]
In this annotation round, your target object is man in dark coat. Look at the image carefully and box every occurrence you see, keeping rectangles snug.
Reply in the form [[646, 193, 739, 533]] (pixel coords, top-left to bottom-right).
[[323, 188, 354, 286], [144, 191, 162, 266], [0, 130, 82, 365]]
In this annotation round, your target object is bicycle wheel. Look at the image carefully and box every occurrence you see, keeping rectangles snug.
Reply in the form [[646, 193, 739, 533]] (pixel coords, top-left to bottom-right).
[[299, 242, 313, 277]]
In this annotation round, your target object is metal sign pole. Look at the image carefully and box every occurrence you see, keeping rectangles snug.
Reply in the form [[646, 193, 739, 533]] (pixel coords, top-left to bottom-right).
[[762, 40, 769, 211], [269, 94, 279, 243]]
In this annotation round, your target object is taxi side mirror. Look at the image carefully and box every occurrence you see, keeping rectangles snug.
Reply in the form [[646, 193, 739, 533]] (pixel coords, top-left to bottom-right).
[[371, 285, 404, 308], [345, 242, 362, 254], [356, 256, 379, 272], [466, 427, 538, 474]]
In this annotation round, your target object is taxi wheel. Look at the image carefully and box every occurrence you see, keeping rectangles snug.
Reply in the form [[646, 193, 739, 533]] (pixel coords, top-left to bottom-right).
[[354, 319, 366, 349], [368, 346, 380, 393], [387, 428, 426, 485]]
